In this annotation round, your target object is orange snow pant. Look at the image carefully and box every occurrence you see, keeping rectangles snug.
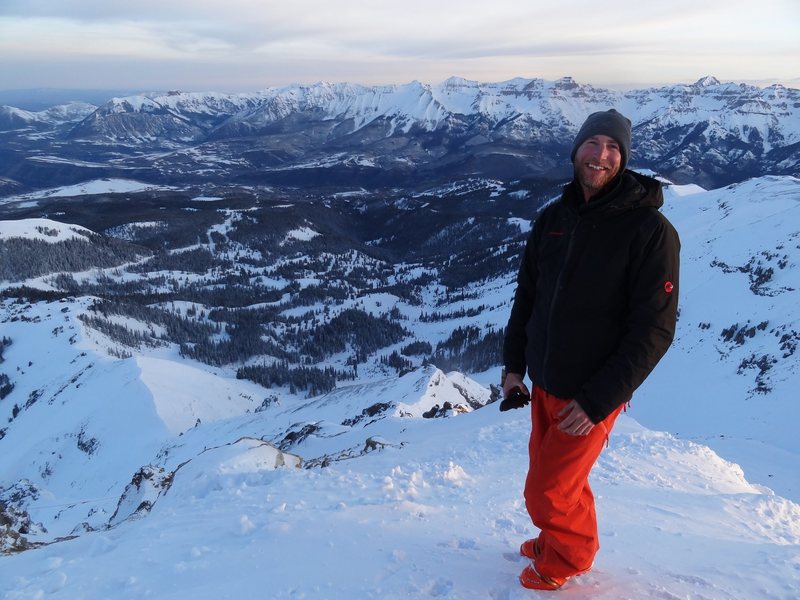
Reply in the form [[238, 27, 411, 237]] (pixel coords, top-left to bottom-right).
[[524, 385, 624, 580]]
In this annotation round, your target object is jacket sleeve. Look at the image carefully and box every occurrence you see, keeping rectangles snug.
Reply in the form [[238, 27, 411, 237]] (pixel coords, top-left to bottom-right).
[[575, 214, 681, 423], [502, 220, 542, 377]]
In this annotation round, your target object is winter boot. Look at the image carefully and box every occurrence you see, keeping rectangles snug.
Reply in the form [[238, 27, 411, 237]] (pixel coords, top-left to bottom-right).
[[519, 537, 541, 560], [519, 563, 568, 591]]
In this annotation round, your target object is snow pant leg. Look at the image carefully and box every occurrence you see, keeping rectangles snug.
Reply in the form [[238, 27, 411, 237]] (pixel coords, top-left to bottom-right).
[[523, 385, 623, 579]]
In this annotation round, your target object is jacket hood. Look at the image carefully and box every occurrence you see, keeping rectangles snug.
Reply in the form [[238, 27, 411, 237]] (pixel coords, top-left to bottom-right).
[[619, 170, 664, 210], [569, 169, 664, 214]]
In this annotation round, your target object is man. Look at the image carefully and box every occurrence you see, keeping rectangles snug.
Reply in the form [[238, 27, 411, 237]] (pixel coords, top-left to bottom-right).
[[501, 109, 680, 590]]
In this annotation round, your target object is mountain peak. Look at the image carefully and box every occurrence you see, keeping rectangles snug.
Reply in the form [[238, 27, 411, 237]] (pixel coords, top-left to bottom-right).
[[440, 76, 480, 89], [693, 75, 722, 88]]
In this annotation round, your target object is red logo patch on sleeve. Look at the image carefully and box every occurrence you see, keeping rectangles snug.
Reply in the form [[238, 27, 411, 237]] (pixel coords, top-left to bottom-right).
[[664, 281, 674, 293]]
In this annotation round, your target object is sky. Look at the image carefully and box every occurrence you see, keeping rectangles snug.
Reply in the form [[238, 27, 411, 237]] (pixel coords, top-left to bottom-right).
[[0, 0, 798, 92]]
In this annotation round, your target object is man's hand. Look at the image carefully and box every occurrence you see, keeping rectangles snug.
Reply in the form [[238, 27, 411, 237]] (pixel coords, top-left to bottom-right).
[[502, 372, 529, 399], [557, 400, 595, 436], [499, 372, 531, 411]]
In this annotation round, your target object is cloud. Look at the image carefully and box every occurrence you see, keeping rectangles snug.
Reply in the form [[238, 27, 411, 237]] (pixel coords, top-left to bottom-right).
[[0, 0, 797, 90]]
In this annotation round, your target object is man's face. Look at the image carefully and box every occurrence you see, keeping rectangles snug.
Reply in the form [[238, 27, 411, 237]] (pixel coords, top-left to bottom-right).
[[573, 134, 622, 200]]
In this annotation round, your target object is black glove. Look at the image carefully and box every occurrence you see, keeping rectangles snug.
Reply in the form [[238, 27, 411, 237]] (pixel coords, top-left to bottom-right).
[[499, 386, 530, 412]]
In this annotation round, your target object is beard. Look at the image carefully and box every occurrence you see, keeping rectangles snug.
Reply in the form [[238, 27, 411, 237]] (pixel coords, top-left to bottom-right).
[[574, 162, 621, 199]]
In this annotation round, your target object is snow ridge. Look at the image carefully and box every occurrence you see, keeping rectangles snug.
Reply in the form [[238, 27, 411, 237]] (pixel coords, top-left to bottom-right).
[[65, 76, 800, 145]]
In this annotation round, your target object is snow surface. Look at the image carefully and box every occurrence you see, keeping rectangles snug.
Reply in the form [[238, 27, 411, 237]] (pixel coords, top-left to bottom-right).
[[636, 175, 800, 502], [281, 225, 320, 245], [135, 356, 266, 435], [0, 218, 93, 243], [0, 178, 176, 204], [1, 176, 800, 598]]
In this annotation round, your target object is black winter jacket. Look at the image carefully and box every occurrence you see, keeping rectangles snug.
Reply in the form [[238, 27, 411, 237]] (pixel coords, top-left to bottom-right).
[[503, 170, 680, 423]]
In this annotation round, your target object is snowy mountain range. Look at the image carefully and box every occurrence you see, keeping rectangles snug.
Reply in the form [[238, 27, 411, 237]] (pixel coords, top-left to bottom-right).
[[0, 171, 799, 598], [1, 76, 798, 196]]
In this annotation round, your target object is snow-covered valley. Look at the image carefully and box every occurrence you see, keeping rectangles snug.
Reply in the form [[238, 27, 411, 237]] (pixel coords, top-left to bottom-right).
[[0, 174, 799, 598]]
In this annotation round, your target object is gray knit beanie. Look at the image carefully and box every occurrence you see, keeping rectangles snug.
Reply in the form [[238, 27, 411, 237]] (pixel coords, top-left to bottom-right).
[[570, 109, 632, 172]]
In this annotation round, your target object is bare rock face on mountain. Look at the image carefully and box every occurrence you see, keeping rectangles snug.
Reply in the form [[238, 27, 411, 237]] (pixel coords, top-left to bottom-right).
[[0, 501, 41, 555]]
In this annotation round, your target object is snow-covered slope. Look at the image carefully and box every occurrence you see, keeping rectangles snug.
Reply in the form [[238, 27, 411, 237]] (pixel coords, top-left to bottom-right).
[[0, 217, 151, 284], [0, 179, 177, 205], [634, 175, 800, 501], [0, 335, 798, 598], [0, 292, 490, 538], [1, 175, 800, 597], [0, 218, 93, 243], [0, 102, 95, 129]]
